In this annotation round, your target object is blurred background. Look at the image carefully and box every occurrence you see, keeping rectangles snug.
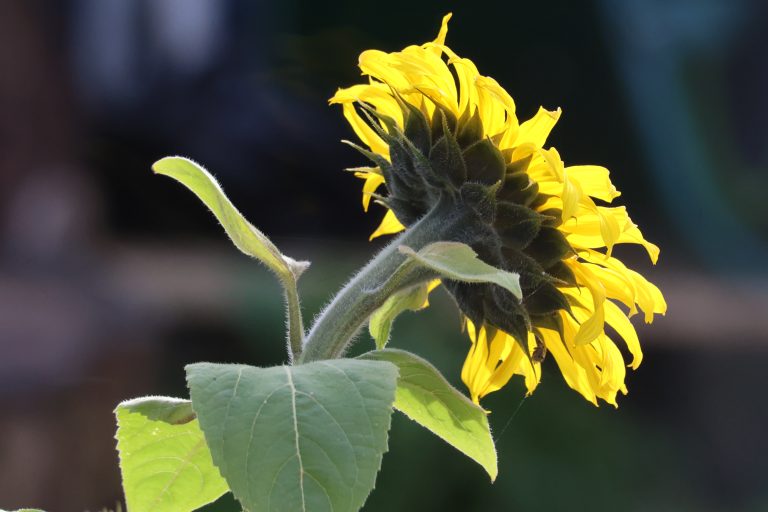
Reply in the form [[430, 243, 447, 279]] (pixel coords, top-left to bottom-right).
[[1, 0, 767, 510]]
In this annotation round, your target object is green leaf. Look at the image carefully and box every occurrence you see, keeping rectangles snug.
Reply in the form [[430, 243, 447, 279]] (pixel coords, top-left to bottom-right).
[[115, 396, 229, 512], [152, 156, 304, 279], [400, 241, 522, 299], [187, 359, 399, 512], [369, 283, 430, 349], [152, 156, 309, 360], [359, 349, 498, 481]]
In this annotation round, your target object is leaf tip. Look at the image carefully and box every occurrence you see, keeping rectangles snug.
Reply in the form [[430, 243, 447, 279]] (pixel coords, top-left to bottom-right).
[[151, 155, 200, 176]]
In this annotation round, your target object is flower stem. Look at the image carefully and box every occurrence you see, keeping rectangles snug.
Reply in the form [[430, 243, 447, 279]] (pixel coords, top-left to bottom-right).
[[298, 198, 465, 363], [282, 276, 305, 363]]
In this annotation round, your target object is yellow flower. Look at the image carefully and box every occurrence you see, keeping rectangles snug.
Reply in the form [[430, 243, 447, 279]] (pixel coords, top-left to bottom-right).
[[330, 14, 666, 406]]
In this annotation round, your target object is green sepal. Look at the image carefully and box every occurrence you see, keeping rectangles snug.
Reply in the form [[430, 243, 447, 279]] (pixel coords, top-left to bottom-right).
[[501, 245, 548, 290], [456, 108, 485, 147], [459, 182, 497, 223], [429, 104, 458, 144], [546, 260, 577, 286], [402, 101, 433, 155], [504, 154, 533, 174], [462, 138, 506, 186], [498, 171, 531, 201], [524, 226, 575, 268], [429, 111, 466, 188], [525, 280, 572, 316], [485, 286, 532, 354], [537, 207, 563, 228], [495, 201, 543, 250], [342, 139, 392, 174]]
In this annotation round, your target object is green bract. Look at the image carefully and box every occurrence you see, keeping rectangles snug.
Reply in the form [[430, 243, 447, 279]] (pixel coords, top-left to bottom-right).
[[369, 283, 431, 349], [399, 241, 522, 299]]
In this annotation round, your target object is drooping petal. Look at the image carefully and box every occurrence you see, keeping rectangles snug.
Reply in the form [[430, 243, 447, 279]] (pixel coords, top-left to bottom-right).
[[484, 332, 539, 397], [566, 165, 621, 202], [603, 299, 643, 369], [340, 102, 389, 157], [356, 170, 385, 211], [579, 249, 667, 321], [567, 260, 607, 346], [537, 324, 598, 405]]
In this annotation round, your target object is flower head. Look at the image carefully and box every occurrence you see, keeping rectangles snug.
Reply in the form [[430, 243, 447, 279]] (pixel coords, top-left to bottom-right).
[[331, 14, 666, 406]]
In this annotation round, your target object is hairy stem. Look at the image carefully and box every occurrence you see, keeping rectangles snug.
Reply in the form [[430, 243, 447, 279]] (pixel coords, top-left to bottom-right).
[[283, 277, 305, 362], [298, 198, 467, 363]]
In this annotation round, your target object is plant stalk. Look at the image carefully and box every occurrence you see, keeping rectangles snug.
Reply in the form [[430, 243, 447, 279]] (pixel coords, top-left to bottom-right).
[[298, 198, 467, 363], [283, 277, 305, 362]]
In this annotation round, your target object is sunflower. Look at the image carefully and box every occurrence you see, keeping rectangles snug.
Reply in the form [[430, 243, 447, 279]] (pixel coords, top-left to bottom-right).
[[330, 14, 666, 406]]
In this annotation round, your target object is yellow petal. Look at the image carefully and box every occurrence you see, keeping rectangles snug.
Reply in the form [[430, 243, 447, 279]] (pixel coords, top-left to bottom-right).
[[358, 171, 385, 211], [462, 323, 491, 403], [598, 206, 622, 257], [579, 249, 666, 321], [538, 325, 597, 405], [359, 49, 410, 90], [446, 54, 480, 118], [417, 279, 443, 308], [369, 209, 405, 240], [484, 333, 539, 397], [561, 173, 583, 222], [580, 261, 639, 315], [566, 165, 621, 202], [604, 300, 643, 369], [568, 261, 607, 345], [517, 107, 561, 147], [332, 83, 405, 127], [562, 206, 660, 262], [475, 75, 515, 136], [432, 13, 452, 49], [593, 335, 625, 406], [461, 320, 479, 386], [341, 103, 390, 158]]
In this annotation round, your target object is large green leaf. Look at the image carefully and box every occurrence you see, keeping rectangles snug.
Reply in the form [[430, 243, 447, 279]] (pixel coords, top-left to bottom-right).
[[360, 349, 498, 481], [369, 283, 430, 349], [400, 241, 522, 299], [115, 397, 229, 512], [152, 156, 305, 279], [187, 359, 399, 512]]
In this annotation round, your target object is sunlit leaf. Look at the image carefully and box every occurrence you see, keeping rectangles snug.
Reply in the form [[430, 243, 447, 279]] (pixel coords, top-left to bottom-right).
[[187, 359, 398, 512], [152, 156, 300, 279], [360, 349, 497, 480], [115, 396, 229, 512], [369, 283, 430, 349], [400, 241, 521, 299]]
